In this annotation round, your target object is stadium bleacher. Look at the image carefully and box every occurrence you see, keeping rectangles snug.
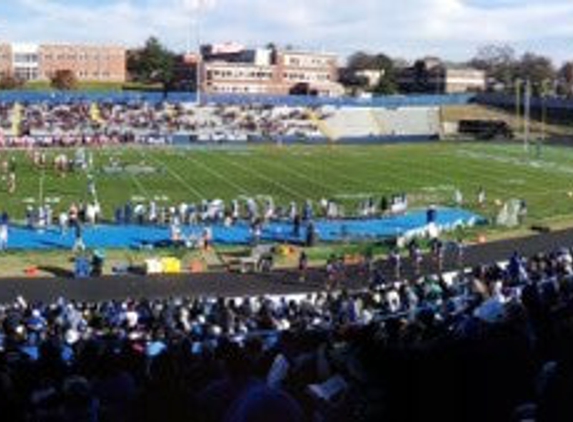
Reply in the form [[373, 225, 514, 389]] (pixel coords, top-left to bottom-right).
[[0, 245, 572, 421], [0, 93, 469, 145]]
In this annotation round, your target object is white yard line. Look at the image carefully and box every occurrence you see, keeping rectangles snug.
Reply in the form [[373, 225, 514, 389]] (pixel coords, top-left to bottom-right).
[[214, 153, 304, 200], [248, 154, 335, 194], [145, 151, 205, 200], [187, 153, 249, 196]]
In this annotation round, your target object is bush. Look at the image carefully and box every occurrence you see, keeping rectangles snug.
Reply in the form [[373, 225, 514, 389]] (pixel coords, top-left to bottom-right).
[[0, 73, 25, 90], [50, 69, 78, 90]]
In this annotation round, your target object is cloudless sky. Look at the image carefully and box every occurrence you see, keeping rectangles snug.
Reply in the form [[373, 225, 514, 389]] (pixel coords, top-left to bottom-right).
[[0, 0, 571, 64]]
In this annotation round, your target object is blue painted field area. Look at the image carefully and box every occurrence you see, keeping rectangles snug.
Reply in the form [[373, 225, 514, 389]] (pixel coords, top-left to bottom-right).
[[4, 208, 484, 251]]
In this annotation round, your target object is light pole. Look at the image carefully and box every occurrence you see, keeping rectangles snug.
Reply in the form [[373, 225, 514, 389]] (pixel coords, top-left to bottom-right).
[[193, 10, 203, 106], [183, 0, 207, 105], [540, 79, 553, 149], [196, 31, 202, 105], [523, 79, 532, 153], [515, 78, 523, 142]]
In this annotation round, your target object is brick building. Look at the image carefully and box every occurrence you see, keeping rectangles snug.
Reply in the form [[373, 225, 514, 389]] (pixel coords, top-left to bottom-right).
[[0, 42, 126, 82], [39, 44, 126, 82], [0, 43, 12, 77], [201, 44, 344, 96]]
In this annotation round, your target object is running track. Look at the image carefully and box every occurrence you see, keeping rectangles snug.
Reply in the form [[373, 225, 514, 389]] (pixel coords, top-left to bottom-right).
[[0, 227, 571, 303]]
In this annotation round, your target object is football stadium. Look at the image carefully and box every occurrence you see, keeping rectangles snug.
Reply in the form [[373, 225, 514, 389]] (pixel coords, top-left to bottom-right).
[[1, 1, 573, 421], [0, 89, 572, 421], [0, 93, 571, 255]]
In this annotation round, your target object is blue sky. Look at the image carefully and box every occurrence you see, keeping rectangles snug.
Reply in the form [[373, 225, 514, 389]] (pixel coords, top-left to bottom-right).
[[0, 0, 571, 64]]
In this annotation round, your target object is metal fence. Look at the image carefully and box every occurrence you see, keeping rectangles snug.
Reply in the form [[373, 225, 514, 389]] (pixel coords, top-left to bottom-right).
[[476, 93, 573, 111]]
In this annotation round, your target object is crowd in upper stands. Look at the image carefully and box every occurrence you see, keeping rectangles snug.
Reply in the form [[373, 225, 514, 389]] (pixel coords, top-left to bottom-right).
[[1, 245, 573, 421], [0, 101, 325, 146]]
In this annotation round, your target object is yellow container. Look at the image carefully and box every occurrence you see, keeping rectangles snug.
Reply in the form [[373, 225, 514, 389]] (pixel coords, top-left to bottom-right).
[[161, 257, 182, 274]]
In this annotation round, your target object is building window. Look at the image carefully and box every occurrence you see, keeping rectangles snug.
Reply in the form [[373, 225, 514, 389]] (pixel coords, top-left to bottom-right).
[[14, 67, 38, 81], [14, 53, 38, 64]]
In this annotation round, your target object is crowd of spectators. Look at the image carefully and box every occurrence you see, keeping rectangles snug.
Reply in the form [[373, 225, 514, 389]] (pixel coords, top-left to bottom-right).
[[0, 246, 573, 421], [0, 102, 325, 147]]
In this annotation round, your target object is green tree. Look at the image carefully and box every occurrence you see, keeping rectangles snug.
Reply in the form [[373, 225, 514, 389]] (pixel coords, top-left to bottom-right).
[[344, 52, 398, 94], [371, 55, 398, 94], [0, 73, 25, 90], [515, 52, 556, 96], [50, 69, 78, 90], [469, 44, 517, 91], [558, 62, 573, 97], [127, 37, 176, 88]]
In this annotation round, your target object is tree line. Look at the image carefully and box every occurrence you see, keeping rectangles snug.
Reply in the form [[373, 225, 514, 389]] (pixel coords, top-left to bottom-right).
[[345, 44, 573, 97], [1, 37, 572, 97]]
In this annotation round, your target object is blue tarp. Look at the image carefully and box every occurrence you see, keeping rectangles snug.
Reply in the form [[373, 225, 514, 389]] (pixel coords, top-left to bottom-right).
[[2, 208, 484, 250]]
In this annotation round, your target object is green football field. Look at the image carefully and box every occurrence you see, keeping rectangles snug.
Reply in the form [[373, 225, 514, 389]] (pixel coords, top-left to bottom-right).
[[0, 141, 572, 225]]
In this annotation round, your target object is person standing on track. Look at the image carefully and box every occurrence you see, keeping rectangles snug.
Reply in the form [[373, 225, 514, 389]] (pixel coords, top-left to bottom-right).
[[298, 250, 308, 282], [326, 255, 337, 291]]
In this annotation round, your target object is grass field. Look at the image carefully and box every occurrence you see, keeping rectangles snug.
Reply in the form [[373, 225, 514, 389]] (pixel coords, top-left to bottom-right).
[[1, 141, 573, 225]]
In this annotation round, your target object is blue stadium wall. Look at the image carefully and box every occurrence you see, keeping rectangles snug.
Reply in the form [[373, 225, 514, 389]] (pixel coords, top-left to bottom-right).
[[0, 91, 474, 107]]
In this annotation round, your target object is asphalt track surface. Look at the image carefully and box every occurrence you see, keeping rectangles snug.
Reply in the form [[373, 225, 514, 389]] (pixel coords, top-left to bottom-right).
[[0, 227, 572, 303]]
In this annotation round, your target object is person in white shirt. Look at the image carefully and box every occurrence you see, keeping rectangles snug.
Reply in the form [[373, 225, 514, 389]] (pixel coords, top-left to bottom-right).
[[59, 212, 68, 235], [0, 222, 8, 251]]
